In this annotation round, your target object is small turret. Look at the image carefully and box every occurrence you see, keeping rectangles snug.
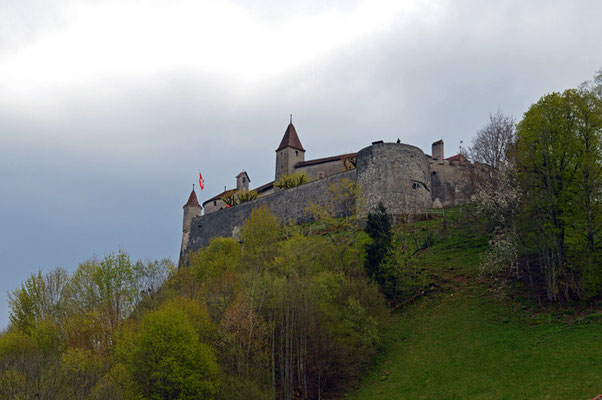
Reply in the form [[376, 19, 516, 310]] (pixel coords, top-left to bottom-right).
[[236, 171, 250, 192], [180, 187, 203, 266]]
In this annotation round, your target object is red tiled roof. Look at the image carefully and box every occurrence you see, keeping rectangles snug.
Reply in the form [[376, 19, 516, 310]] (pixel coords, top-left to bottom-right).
[[253, 181, 274, 193], [236, 171, 250, 181], [294, 153, 356, 168], [184, 189, 200, 207], [201, 181, 275, 207], [202, 189, 236, 207], [276, 123, 305, 152], [446, 153, 469, 163]]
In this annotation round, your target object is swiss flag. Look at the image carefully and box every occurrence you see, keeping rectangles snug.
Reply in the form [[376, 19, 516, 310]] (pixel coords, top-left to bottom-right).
[[199, 172, 205, 190]]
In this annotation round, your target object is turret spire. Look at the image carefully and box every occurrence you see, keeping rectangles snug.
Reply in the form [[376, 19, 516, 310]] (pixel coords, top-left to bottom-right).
[[184, 188, 200, 207], [276, 119, 305, 152]]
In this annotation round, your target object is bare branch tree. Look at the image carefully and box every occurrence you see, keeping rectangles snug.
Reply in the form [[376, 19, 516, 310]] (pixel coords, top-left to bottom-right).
[[469, 109, 515, 170]]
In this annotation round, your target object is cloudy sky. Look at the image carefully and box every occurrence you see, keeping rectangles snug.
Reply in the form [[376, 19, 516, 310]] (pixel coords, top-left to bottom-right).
[[1, 0, 601, 328]]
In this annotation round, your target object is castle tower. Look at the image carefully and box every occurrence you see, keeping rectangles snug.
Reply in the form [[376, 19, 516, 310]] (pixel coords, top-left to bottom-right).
[[432, 140, 444, 163], [179, 188, 203, 265], [275, 118, 305, 181], [236, 171, 250, 192]]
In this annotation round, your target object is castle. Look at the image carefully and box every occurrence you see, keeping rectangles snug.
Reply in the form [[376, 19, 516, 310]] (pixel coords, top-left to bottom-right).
[[180, 121, 474, 263]]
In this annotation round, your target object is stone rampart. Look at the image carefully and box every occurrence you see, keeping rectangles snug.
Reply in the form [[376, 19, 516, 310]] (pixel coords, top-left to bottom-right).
[[356, 143, 431, 215], [185, 169, 357, 256], [182, 142, 433, 262]]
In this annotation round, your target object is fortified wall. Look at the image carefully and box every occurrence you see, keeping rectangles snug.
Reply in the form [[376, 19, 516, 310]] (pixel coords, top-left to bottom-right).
[[179, 121, 476, 264], [180, 142, 432, 263]]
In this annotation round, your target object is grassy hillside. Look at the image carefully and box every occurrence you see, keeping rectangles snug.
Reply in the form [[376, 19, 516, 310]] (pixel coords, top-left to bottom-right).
[[347, 211, 602, 400]]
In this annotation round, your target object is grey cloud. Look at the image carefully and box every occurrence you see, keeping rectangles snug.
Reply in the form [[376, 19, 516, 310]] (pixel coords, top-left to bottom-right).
[[1, 0, 601, 327]]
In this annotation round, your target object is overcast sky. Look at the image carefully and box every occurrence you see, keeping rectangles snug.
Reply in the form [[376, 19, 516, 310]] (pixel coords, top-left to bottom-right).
[[1, 0, 601, 328]]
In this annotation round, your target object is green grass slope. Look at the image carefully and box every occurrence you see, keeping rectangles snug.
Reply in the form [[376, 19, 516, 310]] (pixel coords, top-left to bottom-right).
[[347, 213, 601, 400]]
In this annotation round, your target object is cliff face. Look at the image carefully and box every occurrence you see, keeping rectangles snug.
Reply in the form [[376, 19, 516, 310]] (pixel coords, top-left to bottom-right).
[[181, 142, 435, 265]]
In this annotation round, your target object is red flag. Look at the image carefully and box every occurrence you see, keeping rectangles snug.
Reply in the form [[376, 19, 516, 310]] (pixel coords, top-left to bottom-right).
[[199, 172, 205, 190]]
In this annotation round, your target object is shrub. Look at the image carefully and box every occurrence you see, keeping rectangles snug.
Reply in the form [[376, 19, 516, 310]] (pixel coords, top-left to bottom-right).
[[274, 172, 309, 190]]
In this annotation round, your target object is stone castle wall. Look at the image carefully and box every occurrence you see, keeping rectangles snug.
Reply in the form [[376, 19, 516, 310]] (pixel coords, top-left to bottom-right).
[[357, 143, 432, 215], [430, 161, 474, 208], [185, 169, 357, 257], [296, 160, 347, 181], [182, 142, 434, 262]]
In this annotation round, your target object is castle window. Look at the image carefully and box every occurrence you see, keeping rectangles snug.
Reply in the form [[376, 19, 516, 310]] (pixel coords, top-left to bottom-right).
[[214, 201, 217, 206], [242, 177, 246, 183], [295, 150, 299, 156], [412, 182, 419, 190]]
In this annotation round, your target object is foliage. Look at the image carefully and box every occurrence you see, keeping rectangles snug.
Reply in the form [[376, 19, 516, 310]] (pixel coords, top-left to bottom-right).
[[479, 231, 519, 296], [8, 268, 70, 334], [119, 298, 220, 400], [0, 319, 64, 399], [189, 237, 242, 283], [2, 251, 172, 399], [348, 214, 602, 400], [221, 191, 238, 206], [342, 154, 357, 170], [274, 172, 309, 190], [185, 202, 387, 399], [61, 347, 107, 399], [240, 206, 281, 271], [364, 203, 394, 297], [221, 189, 259, 207], [307, 178, 366, 275], [515, 87, 602, 301], [237, 189, 258, 203], [469, 109, 515, 170]]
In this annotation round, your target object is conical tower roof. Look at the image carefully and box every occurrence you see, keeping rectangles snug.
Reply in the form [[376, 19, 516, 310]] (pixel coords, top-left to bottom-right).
[[184, 189, 200, 207], [276, 122, 305, 152]]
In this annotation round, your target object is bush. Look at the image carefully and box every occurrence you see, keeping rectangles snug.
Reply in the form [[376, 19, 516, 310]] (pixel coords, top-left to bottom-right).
[[274, 172, 309, 190]]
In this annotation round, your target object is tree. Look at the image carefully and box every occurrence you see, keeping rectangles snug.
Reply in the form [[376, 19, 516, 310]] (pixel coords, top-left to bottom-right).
[[0, 319, 64, 399], [221, 191, 238, 207], [237, 190, 258, 203], [515, 88, 602, 301], [240, 206, 281, 271], [307, 178, 365, 273], [364, 203, 394, 297], [60, 347, 107, 399], [66, 251, 172, 350], [120, 298, 220, 400], [274, 172, 309, 190], [67, 252, 140, 339], [8, 268, 70, 334], [469, 109, 515, 170]]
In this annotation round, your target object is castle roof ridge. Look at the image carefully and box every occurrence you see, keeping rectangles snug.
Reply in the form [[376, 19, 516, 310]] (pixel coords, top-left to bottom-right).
[[294, 152, 356, 168]]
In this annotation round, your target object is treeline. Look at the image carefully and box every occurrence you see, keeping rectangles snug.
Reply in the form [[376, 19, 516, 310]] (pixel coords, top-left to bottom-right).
[[1, 182, 396, 399], [474, 69, 602, 303], [0, 252, 173, 399]]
